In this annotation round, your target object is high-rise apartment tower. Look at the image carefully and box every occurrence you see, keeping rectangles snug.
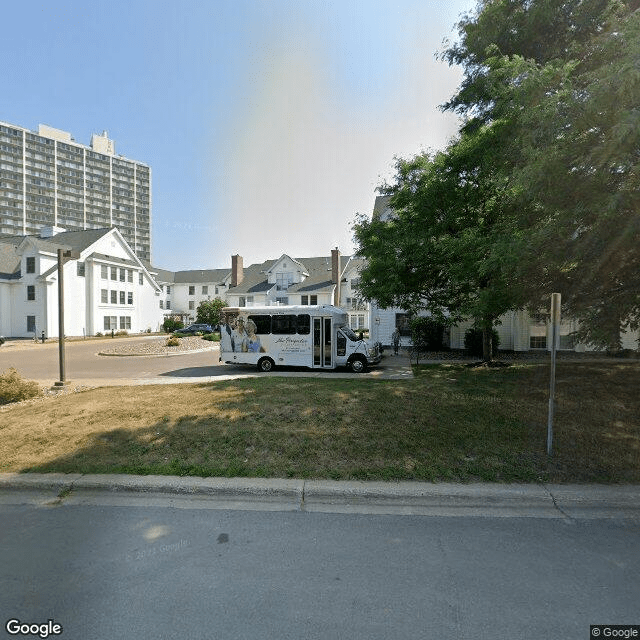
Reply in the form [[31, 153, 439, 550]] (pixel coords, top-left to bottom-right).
[[0, 121, 151, 261]]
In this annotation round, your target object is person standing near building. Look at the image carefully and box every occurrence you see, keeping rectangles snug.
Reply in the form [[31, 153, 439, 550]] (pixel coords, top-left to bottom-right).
[[392, 328, 400, 355]]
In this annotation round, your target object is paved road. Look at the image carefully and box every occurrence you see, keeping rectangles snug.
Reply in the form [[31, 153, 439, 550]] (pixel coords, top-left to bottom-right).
[[0, 338, 411, 386], [0, 493, 638, 640], [0, 337, 220, 385]]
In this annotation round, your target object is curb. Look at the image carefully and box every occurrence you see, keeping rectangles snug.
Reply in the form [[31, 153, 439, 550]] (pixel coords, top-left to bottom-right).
[[1, 473, 639, 518]]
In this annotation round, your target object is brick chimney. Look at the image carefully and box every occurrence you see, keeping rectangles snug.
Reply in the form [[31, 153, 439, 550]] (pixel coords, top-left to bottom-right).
[[231, 255, 243, 287], [331, 247, 341, 307]]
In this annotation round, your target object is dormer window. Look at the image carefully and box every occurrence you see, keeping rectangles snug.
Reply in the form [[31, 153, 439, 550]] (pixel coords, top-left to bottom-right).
[[276, 272, 293, 291]]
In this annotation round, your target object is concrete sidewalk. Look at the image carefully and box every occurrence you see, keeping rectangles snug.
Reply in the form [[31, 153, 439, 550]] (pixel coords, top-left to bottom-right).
[[1, 473, 638, 519]]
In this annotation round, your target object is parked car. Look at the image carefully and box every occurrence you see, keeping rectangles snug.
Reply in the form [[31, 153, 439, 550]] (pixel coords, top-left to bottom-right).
[[173, 324, 214, 335]]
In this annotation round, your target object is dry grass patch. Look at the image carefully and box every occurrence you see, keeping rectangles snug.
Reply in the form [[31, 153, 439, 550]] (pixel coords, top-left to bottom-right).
[[0, 362, 637, 482]]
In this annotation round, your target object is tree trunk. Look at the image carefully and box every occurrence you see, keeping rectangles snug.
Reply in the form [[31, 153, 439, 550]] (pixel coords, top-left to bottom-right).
[[482, 325, 493, 362]]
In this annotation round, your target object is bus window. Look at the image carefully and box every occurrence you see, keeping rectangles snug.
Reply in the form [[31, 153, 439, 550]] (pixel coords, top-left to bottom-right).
[[296, 314, 310, 335], [272, 315, 296, 334], [248, 314, 271, 334]]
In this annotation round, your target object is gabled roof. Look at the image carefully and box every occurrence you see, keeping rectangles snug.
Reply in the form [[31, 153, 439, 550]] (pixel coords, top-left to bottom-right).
[[0, 230, 114, 281], [173, 269, 230, 284], [264, 254, 309, 277], [21, 228, 113, 254], [0, 228, 160, 291], [0, 241, 21, 280], [147, 267, 230, 285], [372, 195, 393, 220], [228, 255, 351, 296]]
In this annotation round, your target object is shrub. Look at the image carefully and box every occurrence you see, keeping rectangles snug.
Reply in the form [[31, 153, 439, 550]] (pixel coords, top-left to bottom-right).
[[202, 332, 220, 342], [464, 327, 500, 358], [145, 328, 152, 333], [115, 330, 128, 336], [163, 318, 184, 333], [95, 332, 103, 337], [0, 336, 5, 346], [411, 317, 447, 351], [0, 368, 42, 405], [166, 337, 180, 347]]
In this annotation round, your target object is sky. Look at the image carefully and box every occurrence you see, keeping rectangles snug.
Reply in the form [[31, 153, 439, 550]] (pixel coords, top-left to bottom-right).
[[0, 0, 477, 271]]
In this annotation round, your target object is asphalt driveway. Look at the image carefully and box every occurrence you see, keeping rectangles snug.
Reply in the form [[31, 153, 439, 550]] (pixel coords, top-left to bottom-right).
[[0, 337, 412, 387]]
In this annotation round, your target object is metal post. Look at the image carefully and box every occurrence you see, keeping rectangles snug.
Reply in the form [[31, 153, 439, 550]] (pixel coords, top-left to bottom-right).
[[547, 293, 561, 456], [56, 249, 66, 386]]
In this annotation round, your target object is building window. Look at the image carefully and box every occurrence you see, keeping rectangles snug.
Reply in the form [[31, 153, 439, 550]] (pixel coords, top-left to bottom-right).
[[26, 257, 35, 273], [159, 300, 164, 309], [166, 300, 171, 309], [202, 286, 208, 295], [189, 286, 195, 295], [310, 295, 317, 305], [239, 297, 246, 307], [139, 272, 143, 285], [101, 265, 108, 279], [110, 266, 117, 280], [188, 301, 195, 310], [110, 290, 117, 304], [119, 268, 125, 282], [101, 289, 108, 304], [276, 272, 293, 291], [559, 334, 575, 350], [215, 287, 219, 295], [27, 285, 35, 301], [27, 315, 36, 333], [119, 316, 131, 330], [128, 292, 133, 305], [166, 286, 171, 295], [276, 296, 288, 305], [119, 291, 125, 305], [127, 269, 133, 283], [530, 336, 547, 349], [77, 262, 85, 277], [395, 313, 412, 337], [301, 295, 308, 305], [350, 314, 365, 330], [104, 316, 117, 331]]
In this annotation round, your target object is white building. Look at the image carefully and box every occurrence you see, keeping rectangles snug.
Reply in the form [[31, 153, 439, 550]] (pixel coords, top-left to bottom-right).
[[150, 267, 231, 324], [0, 226, 162, 338]]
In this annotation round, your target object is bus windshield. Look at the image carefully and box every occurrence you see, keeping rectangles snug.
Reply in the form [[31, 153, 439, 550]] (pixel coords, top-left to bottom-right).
[[342, 327, 360, 342]]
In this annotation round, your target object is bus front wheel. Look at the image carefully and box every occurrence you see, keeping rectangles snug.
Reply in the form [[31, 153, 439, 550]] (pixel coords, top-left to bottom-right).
[[257, 357, 275, 372], [349, 356, 367, 373]]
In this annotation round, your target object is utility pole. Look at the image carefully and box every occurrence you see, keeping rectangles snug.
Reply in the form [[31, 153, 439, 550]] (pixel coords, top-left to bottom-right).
[[547, 293, 561, 456]]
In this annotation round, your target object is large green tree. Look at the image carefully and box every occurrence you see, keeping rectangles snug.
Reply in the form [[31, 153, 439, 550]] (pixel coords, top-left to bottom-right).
[[354, 124, 523, 361], [355, 0, 640, 351], [196, 298, 226, 328]]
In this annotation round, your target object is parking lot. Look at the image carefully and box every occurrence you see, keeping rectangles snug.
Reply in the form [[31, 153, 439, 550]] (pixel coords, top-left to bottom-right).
[[0, 336, 412, 387]]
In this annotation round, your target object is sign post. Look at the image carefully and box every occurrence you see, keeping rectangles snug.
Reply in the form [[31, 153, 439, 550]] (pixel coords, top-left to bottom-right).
[[547, 293, 561, 456]]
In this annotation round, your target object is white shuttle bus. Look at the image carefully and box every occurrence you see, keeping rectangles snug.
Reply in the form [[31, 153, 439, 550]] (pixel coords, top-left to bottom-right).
[[219, 305, 381, 373]]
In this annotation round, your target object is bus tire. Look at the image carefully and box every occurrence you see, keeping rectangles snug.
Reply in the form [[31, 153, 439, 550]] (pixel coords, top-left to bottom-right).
[[257, 357, 275, 372], [349, 356, 367, 373]]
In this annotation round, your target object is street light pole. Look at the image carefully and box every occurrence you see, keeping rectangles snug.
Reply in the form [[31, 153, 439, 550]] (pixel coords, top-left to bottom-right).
[[54, 249, 67, 387], [53, 248, 79, 389]]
